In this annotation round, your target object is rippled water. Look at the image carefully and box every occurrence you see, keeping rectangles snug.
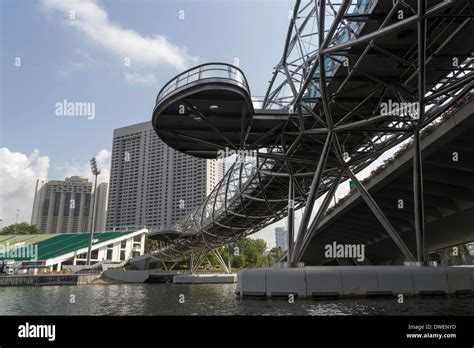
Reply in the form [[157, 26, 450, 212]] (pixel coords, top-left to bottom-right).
[[0, 283, 472, 315]]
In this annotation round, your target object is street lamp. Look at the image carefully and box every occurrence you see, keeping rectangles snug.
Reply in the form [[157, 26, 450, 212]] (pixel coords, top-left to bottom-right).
[[14, 209, 20, 235], [87, 157, 101, 266]]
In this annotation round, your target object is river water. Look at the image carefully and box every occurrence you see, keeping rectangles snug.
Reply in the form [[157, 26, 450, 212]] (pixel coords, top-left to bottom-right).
[[0, 283, 472, 315]]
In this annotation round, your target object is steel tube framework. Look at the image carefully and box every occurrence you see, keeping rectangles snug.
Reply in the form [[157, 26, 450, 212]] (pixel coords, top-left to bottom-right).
[[150, 0, 474, 264], [414, 0, 427, 263]]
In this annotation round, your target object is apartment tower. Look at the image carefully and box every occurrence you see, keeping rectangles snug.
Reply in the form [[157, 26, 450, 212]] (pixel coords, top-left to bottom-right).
[[31, 176, 108, 233], [106, 121, 223, 232]]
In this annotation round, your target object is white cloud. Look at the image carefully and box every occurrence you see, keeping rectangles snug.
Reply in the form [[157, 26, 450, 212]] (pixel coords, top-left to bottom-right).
[[55, 149, 111, 184], [41, 0, 198, 71], [0, 148, 111, 228], [58, 50, 95, 77], [0, 148, 49, 226], [124, 72, 157, 86]]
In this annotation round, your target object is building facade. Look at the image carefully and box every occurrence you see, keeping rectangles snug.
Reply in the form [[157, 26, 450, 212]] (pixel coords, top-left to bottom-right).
[[31, 176, 108, 234], [94, 182, 108, 232], [275, 226, 288, 250], [106, 121, 223, 232]]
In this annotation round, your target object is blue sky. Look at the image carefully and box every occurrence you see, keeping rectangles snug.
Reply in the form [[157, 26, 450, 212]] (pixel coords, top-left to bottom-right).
[[0, 0, 295, 244], [1, 0, 293, 170]]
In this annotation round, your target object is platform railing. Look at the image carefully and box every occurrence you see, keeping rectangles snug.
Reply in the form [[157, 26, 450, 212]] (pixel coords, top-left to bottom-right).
[[156, 63, 250, 103]]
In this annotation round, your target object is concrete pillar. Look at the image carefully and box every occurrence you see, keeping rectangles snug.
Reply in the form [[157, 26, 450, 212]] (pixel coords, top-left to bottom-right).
[[140, 234, 145, 255], [112, 242, 120, 262], [126, 238, 132, 259], [98, 246, 106, 261]]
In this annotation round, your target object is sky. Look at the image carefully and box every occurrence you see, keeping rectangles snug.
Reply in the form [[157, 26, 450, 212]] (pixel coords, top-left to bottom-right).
[[0, 0, 396, 249], [0, 0, 294, 238]]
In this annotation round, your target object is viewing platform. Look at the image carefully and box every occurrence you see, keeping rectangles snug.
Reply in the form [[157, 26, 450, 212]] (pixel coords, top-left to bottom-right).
[[152, 63, 255, 158]]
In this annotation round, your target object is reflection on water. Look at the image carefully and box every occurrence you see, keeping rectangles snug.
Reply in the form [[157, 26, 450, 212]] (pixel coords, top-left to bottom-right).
[[0, 283, 472, 315]]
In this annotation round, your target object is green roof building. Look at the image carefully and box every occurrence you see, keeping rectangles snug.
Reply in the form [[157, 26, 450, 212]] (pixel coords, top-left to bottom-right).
[[0, 228, 148, 271]]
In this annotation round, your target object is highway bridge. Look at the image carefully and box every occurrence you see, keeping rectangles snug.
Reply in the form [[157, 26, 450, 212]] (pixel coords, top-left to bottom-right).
[[148, 0, 474, 266], [301, 95, 474, 265]]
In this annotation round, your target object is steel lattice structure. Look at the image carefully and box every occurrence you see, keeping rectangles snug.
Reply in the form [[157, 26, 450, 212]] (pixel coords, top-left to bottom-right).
[[150, 0, 474, 264]]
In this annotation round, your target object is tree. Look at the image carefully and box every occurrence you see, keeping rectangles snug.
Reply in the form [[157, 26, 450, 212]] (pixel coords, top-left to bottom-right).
[[270, 247, 285, 261], [234, 238, 268, 268], [206, 252, 218, 269], [231, 254, 246, 268], [252, 239, 267, 255], [0, 223, 43, 235], [256, 253, 274, 268]]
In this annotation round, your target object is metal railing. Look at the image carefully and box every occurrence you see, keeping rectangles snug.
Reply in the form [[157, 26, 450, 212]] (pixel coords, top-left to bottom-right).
[[303, 0, 378, 103], [156, 63, 250, 103]]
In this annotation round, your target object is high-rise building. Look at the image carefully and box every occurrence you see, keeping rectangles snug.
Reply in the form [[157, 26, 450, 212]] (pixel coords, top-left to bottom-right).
[[275, 226, 288, 250], [106, 121, 223, 232], [31, 176, 108, 234]]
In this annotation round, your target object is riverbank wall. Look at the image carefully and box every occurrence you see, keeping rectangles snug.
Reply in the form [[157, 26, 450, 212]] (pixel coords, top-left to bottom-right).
[[0, 274, 102, 286]]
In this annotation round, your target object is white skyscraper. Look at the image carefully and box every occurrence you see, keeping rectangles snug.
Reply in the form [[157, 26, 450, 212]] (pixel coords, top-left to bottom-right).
[[275, 226, 288, 250], [106, 121, 223, 232]]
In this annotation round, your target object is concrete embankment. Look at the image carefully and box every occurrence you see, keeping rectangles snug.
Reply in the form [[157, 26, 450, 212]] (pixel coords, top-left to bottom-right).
[[173, 274, 236, 284], [103, 269, 153, 283], [0, 274, 101, 287], [103, 269, 237, 284]]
